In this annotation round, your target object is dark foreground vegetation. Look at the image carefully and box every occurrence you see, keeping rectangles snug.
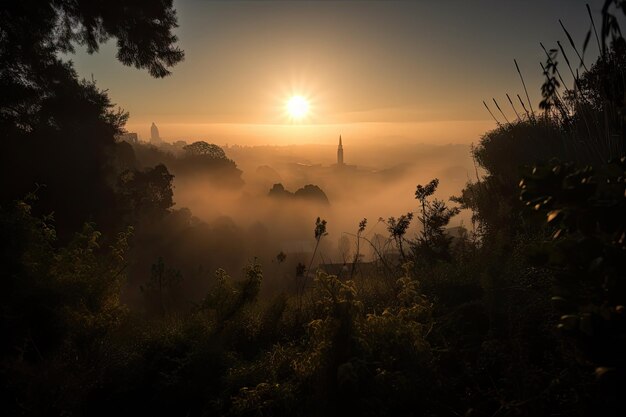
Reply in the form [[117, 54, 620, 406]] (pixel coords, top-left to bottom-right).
[[1, 1, 625, 416]]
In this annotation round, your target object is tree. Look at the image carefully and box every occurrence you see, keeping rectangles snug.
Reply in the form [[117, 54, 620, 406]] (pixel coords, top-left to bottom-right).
[[0, 196, 130, 362], [415, 179, 439, 238], [387, 213, 413, 262], [294, 184, 330, 205], [142, 257, 183, 315], [183, 141, 228, 159], [0, 0, 184, 236], [520, 158, 626, 413], [0, 0, 184, 79], [1, 0, 183, 139], [268, 183, 330, 205], [413, 179, 460, 263], [117, 164, 175, 221], [268, 183, 294, 199]]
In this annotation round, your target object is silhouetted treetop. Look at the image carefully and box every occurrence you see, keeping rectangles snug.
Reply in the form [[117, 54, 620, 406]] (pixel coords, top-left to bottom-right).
[[183, 141, 228, 159], [294, 184, 330, 205], [268, 183, 330, 205], [268, 183, 293, 199], [117, 163, 175, 217], [1, 0, 184, 138], [1, 0, 184, 78]]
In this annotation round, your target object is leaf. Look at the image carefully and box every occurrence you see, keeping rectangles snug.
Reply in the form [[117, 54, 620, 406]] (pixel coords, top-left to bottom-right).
[[595, 367, 616, 381], [547, 209, 562, 223], [559, 314, 579, 330]]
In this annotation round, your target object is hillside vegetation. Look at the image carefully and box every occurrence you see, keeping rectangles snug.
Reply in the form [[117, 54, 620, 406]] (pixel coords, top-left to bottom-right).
[[1, 1, 625, 416]]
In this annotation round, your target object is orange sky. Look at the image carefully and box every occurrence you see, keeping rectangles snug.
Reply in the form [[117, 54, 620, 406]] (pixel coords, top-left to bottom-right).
[[123, 121, 495, 146], [65, 0, 602, 145]]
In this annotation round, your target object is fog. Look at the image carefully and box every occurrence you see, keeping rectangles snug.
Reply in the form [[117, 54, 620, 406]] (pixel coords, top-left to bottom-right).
[[123, 120, 494, 146], [192, 141, 473, 233], [125, 139, 476, 303]]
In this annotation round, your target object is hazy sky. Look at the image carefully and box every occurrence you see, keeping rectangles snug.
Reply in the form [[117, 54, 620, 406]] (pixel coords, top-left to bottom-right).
[[67, 0, 605, 144]]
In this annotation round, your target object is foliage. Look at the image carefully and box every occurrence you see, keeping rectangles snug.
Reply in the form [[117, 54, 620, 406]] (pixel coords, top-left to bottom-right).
[[183, 141, 228, 159], [314, 217, 328, 241], [294, 185, 331, 205], [142, 257, 183, 315], [520, 158, 626, 400], [117, 164, 175, 220], [4, 1, 626, 416], [268, 183, 330, 205], [0, 0, 183, 237], [0, 198, 129, 392], [132, 141, 245, 189], [412, 178, 460, 264], [201, 261, 263, 325], [0, 0, 183, 80], [386, 212, 413, 260]]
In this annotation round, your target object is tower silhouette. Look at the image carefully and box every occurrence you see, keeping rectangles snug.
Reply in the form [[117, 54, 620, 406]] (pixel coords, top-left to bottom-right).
[[150, 122, 161, 144], [337, 135, 344, 165]]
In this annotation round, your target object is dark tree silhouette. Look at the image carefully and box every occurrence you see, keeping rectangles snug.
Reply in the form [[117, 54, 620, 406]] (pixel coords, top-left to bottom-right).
[[412, 179, 460, 263], [268, 183, 330, 205], [387, 212, 413, 261], [294, 184, 330, 205], [117, 164, 175, 221], [0, 0, 184, 79], [0, 0, 184, 236], [183, 141, 228, 159], [268, 183, 294, 199]]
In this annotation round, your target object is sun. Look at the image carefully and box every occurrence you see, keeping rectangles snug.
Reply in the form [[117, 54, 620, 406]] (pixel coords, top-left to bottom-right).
[[286, 95, 310, 120]]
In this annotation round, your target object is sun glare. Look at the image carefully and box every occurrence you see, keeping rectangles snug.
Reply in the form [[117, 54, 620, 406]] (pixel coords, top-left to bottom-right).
[[286, 95, 310, 120]]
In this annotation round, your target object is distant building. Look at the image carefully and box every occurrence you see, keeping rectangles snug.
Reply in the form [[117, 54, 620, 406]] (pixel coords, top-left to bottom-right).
[[333, 135, 356, 170], [150, 122, 162, 144], [114, 132, 138, 144], [337, 135, 344, 165]]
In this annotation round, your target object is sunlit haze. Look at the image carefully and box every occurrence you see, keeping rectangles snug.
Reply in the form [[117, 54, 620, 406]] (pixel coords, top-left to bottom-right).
[[4, 0, 626, 413], [65, 0, 601, 144]]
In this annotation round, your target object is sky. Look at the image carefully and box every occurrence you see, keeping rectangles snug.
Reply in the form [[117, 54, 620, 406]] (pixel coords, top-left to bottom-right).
[[67, 0, 606, 145]]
